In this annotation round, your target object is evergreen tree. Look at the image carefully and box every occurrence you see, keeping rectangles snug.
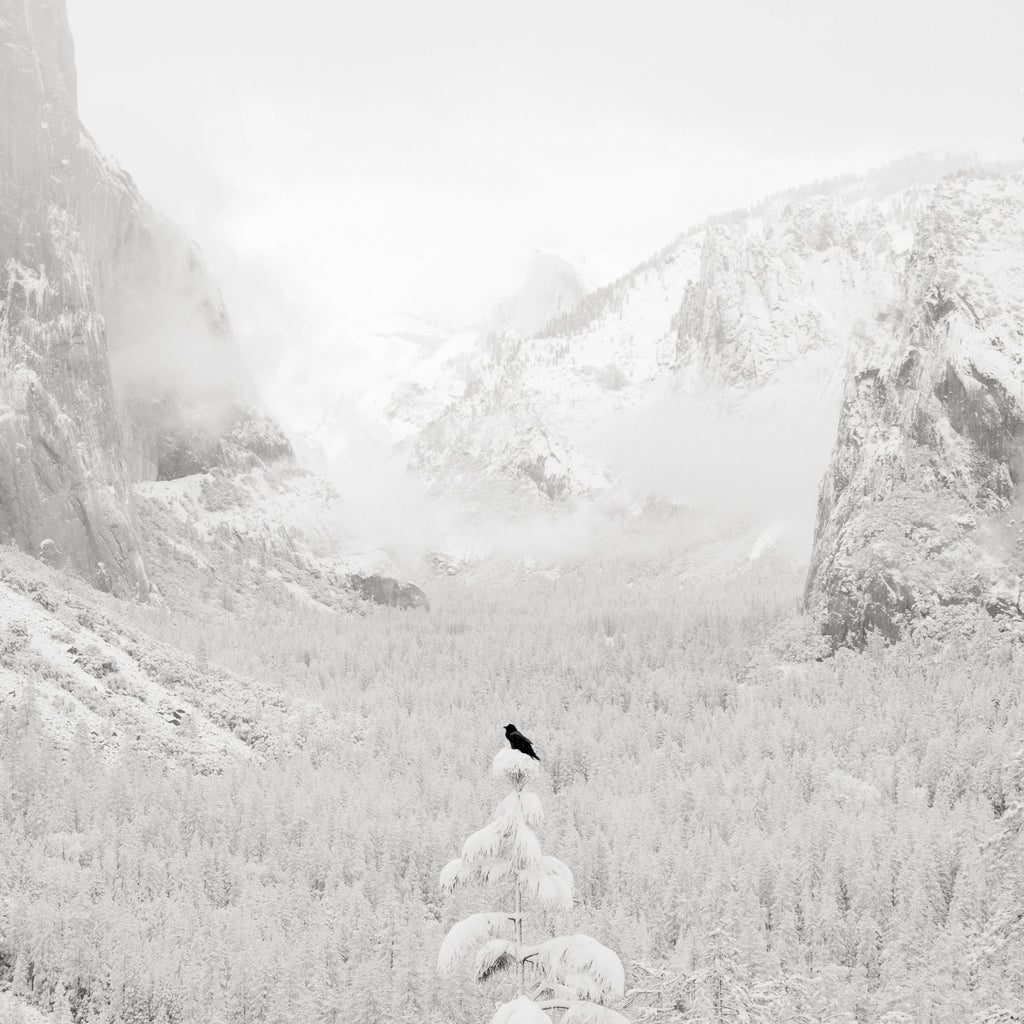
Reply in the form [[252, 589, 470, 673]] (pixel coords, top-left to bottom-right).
[[52, 983, 73, 1024], [11, 952, 30, 999], [438, 748, 631, 1023]]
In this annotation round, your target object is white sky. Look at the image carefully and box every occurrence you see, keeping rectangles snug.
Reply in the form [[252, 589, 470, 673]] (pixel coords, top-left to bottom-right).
[[69, 0, 1024, 352]]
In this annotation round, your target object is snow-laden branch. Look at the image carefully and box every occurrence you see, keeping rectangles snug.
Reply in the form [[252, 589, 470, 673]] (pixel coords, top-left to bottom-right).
[[477, 856, 516, 885], [475, 938, 518, 982], [518, 857, 573, 910], [438, 913, 513, 974], [524, 934, 626, 1002], [539, 999, 632, 1024], [511, 820, 543, 869], [490, 997, 554, 1024], [494, 790, 545, 830], [439, 858, 464, 893], [462, 820, 507, 863], [539, 855, 572, 886], [440, 854, 516, 894]]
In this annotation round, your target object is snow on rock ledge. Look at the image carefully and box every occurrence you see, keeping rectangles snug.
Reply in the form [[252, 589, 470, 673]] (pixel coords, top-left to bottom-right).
[[0, 0, 291, 596], [805, 173, 1024, 648]]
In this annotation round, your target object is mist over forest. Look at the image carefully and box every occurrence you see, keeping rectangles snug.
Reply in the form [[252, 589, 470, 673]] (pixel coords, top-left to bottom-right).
[[2, 2, 1024, 1024]]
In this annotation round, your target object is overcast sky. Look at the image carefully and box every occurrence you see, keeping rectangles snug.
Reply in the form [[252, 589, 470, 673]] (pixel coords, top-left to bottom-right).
[[69, 0, 1023, 343]]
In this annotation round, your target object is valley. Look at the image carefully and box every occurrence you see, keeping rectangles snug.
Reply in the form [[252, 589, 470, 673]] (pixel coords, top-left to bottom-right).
[[2, 515, 1023, 1022], [1, 1, 1023, 1021]]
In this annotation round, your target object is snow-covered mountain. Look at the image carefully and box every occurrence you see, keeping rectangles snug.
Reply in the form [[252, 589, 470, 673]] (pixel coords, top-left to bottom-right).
[[485, 249, 589, 338], [373, 159, 970, 512], [0, 0, 286, 595], [278, 250, 614, 463], [0, 0, 420, 613], [329, 155, 1024, 643]]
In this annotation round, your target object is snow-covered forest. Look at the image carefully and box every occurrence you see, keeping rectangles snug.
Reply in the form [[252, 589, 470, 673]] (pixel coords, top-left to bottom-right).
[[3, 2, 1024, 1022], [2, 510, 1022, 1023]]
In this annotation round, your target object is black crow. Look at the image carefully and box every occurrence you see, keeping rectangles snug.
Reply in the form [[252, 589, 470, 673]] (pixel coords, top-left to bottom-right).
[[504, 723, 540, 761]]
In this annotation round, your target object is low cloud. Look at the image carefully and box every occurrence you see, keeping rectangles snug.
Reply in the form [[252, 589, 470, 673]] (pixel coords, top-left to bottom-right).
[[586, 379, 841, 556]]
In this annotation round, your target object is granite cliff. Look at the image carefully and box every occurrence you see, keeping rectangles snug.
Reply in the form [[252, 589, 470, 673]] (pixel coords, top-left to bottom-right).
[[0, 0, 290, 597], [805, 173, 1024, 646]]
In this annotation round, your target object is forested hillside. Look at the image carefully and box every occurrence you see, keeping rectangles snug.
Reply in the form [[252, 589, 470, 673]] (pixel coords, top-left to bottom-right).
[[2, 5, 1024, 1024], [1, 512, 1022, 1023]]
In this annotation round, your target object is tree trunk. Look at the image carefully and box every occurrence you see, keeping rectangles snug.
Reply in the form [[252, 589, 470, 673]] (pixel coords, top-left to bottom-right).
[[516, 871, 525, 997]]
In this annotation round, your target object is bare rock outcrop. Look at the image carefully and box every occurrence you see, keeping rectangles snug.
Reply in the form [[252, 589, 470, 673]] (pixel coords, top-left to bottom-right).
[[805, 173, 1024, 646], [675, 196, 899, 387], [0, 0, 151, 595], [0, 0, 290, 595], [348, 574, 430, 611]]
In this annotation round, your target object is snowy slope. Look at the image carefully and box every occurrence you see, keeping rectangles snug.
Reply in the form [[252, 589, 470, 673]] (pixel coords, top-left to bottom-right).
[[0, 548, 345, 771], [0, 992, 49, 1024], [131, 464, 419, 616], [380, 234, 706, 507]]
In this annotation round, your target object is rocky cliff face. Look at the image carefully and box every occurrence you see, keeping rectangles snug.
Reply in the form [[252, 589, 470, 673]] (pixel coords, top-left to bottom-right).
[[347, 574, 430, 611], [0, 0, 152, 595], [381, 165, 948, 509], [0, 0, 289, 596], [805, 173, 1024, 647], [675, 196, 901, 388]]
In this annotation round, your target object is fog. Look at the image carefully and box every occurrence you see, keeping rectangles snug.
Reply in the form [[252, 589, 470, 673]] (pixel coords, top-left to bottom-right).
[[590, 381, 841, 556], [104, 218, 256, 406], [71, 0, 1024, 340], [278, 362, 842, 570], [293, 414, 610, 568], [63, 0, 1024, 564]]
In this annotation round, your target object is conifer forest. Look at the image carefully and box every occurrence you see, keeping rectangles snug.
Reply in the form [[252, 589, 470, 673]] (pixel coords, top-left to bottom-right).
[[3, 1, 1024, 1022], [2, 522, 1023, 1022]]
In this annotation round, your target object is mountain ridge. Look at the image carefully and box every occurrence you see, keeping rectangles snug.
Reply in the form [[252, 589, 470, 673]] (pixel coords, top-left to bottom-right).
[[321, 156, 1024, 644]]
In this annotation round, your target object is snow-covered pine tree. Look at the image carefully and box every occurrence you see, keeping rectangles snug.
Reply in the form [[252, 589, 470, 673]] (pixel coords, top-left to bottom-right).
[[438, 748, 631, 1024]]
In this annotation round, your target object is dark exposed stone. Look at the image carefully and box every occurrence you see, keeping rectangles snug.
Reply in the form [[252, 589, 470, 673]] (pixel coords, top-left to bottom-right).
[[348, 574, 430, 611], [821, 571, 916, 649], [924, 285, 957, 325], [935, 364, 1024, 470], [519, 455, 569, 501]]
